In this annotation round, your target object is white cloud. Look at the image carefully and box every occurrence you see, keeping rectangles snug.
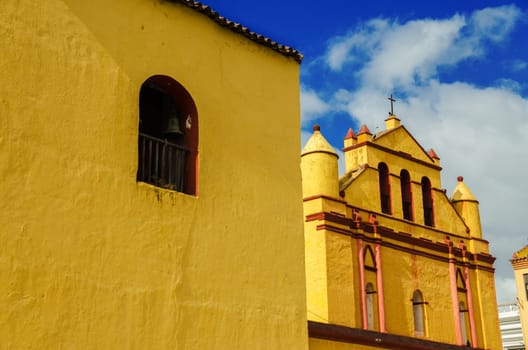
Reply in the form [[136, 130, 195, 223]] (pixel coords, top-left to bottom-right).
[[324, 5, 523, 91], [495, 276, 518, 304], [509, 59, 528, 72], [335, 87, 393, 127], [494, 78, 523, 92], [362, 16, 466, 89], [300, 87, 331, 126], [326, 18, 389, 71], [470, 5, 522, 43]]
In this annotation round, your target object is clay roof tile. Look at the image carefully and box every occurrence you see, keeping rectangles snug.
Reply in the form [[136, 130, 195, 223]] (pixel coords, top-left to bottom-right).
[[357, 124, 372, 135], [170, 0, 303, 63], [345, 128, 357, 139], [428, 148, 439, 159]]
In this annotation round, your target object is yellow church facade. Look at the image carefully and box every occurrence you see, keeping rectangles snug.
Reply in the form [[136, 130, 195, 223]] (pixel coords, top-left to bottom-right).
[[0, 0, 308, 348], [1, 0, 502, 349], [301, 115, 501, 349], [510, 246, 528, 347]]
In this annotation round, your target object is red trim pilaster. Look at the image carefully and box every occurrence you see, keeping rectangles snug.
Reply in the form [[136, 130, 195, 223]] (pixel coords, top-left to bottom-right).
[[375, 242, 386, 332], [358, 238, 367, 329], [447, 239, 462, 345], [461, 244, 478, 347]]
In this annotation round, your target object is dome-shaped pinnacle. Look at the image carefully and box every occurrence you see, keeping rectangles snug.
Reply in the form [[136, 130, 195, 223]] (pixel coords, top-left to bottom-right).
[[451, 176, 477, 202], [451, 176, 482, 238], [301, 125, 338, 157]]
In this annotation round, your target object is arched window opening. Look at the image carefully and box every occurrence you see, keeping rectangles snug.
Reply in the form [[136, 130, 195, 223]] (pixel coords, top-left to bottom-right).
[[366, 283, 377, 330], [400, 170, 413, 221], [456, 269, 466, 292], [456, 269, 471, 346], [364, 246, 377, 272], [137, 75, 198, 195], [459, 301, 470, 346], [363, 246, 378, 331], [378, 163, 391, 214], [421, 177, 434, 226], [412, 290, 426, 336]]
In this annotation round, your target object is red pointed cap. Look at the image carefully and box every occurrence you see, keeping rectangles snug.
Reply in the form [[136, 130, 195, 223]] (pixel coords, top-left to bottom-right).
[[357, 124, 372, 135], [345, 128, 357, 139], [428, 148, 439, 159], [313, 124, 321, 132], [457, 176, 464, 182]]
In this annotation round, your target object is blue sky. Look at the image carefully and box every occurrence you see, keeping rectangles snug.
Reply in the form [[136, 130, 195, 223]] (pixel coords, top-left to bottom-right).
[[199, 0, 528, 304]]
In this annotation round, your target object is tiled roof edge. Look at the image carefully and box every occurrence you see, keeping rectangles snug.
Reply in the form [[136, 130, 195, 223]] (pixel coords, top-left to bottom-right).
[[171, 0, 303, 63]]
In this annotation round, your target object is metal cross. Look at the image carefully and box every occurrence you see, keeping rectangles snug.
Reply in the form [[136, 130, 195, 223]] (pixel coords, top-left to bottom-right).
[[388, 94, 396, 115]]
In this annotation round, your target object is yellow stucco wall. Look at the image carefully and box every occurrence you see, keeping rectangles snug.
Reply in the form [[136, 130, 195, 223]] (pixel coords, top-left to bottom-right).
[[380, 245, 455, 341], [325, 233, 359, 327], [373, 127, 435, 169], [0, 0, 308, 349], [473, 268, 501, 349], [305, 221, 330, 323]]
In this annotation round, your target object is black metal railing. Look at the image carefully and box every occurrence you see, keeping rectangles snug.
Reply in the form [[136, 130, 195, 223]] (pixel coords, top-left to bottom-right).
[[137, 132, 188, 192]]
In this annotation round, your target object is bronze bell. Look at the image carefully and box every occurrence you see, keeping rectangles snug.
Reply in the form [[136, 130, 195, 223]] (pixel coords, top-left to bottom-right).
[[163, 107, 183, 135]]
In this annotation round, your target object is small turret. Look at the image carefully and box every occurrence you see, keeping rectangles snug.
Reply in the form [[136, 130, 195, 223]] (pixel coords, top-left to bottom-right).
[[357, 124, 372, 143], [451, 176, 482, 238], [428, 148, 440, 166], [343, 128, 357, 149], [301, 125, 339, 198]]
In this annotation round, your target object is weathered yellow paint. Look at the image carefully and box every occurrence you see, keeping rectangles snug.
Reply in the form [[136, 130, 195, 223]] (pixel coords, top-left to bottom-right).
[[371, 127, 436, 170], [382, 242, 455, 343], [325, 233, 358, 327], [302, 118, 501, 349], [304, 221, 330, 323], [0, 0, 308, 349]]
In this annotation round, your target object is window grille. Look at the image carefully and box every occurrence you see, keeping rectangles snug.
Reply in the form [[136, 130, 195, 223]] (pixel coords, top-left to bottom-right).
[[137, 132, 188, 191]]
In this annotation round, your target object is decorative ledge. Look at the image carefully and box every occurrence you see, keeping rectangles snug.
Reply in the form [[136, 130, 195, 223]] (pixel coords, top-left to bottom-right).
[[308, 321, 486, 350]]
